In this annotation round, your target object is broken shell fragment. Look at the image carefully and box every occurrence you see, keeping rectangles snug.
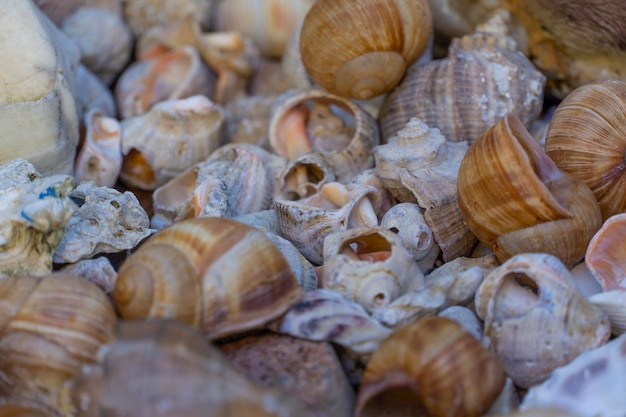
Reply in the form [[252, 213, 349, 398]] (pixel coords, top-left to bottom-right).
[[321, 227, 425, 313], [59, 256, 118, 294], [585, 212, 626, 291], [475, 253, 611, 388], [53, 182, 155, 264], [0, 159, 77, 278], [119, 95, 225, 190]]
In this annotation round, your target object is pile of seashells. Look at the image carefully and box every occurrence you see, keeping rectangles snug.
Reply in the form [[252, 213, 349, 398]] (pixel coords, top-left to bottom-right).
[[2, 0, 626, 416]]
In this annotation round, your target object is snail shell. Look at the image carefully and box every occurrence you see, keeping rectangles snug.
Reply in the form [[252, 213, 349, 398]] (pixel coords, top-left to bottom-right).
[[475, 253, 611, 388], [544, 80, 626, 220], [354, 316, 505, 417], [379, 13, 545, 144], [299, 0, 433, 100], [457, 114, 602, 266], [113, 217, 304, 340]]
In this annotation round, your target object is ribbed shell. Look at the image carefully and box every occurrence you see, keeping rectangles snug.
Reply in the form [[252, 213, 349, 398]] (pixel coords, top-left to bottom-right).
[[379, 28, 545, 143], [545, 80, 626, 220]]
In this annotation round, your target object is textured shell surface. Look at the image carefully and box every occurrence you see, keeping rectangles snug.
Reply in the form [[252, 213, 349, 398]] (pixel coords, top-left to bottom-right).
[[264, 231, 318, 292], [119, 95, 225, 190], [0, 0, 80, 176], [53, 182, 155, 264], [59, 256, 118, 294], [374, 117, 475, 261], [321, 227, 425, 313], [0, 159, 77, 278], [379, 13, 545, 144], [585, 212, 626, 291], [475, 252, 611, 388], [122, 0, 212, 36]]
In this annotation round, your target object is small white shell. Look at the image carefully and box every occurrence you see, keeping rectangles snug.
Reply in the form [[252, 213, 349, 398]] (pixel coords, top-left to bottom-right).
[[59, 256, 118, 294], [0, 159, 77, 278], [589, 290, 626, 335], [53, 182, 155, 264]]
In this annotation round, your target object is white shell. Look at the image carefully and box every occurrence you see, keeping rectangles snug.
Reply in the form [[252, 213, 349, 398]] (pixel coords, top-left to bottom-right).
[[53, 182, 155, 264], [0, 159, 77, 277], [0, 1, 80, 175], [75, 64, 117, 119], [589, 290, 626, 335], [59, 256, 118, 294], [437, 305, 484, 342]]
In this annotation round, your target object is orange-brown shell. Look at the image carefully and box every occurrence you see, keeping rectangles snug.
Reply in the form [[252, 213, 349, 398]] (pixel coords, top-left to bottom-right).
[[113, 217, 303, 340]]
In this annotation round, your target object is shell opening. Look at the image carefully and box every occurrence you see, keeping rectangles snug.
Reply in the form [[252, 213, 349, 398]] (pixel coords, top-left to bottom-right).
[[355, 369, 425, 417], [493, 272, 541, 321], [120, 148, 156, 190], [283, 162, 326, 199], [339, 232, 392, 263]]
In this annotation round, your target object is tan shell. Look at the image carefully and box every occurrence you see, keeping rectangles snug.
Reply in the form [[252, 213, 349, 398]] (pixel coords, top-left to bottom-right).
[[457, 114, 602, 267], [0, 273, 116, 414], [374, 117, 476, 261], [379, 13, 545, 144], [475, 253, 611, 388], [269, 89, 380, 184], [299, 0, 433, 100], [321, 227, 425, 313], [119, 95, 225, 190], [113, 217, 304, 340], [122, 0, 212, 36], [354, 316, 505, 417], [114, 45, 215, 119], [545, 80, 626, 220]]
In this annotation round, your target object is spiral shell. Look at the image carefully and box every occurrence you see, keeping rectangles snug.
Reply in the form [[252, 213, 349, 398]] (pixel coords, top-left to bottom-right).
[[545, 80, 626, 221], [299, 0, 433, 100], [113, 217, 303, 340]]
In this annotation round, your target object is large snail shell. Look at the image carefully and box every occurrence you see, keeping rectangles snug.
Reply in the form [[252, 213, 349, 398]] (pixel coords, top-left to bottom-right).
[[545, 80, 626, 220], [457, 114, 602, 266], [0, 273, 116, 413], [354, 316, 505, 417], [113, 217, 304, 340], [475, 253, 611, 388], [379, 13, 545, 144], [299, 0, 433, 100]]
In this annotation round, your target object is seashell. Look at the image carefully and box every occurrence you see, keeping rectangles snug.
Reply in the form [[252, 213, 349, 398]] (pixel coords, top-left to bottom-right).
[[379, 13, 545, 144], [0, 400, 60, 417], [281, 152, 336, 199], [53, 182, 155, 264], [0, 159, 77, 278], [269, 89, 380, 185], [0, 0, 81, 176], [299, 0, 433, 100], [59, 256, 118, 294], [588, 290, 626, 336], [114, 45, 215, 119], [275, 182, 382, 265], [0, 273, 116, 414], [151, 144, 278, 229], [585, 212, 626, 291], [522, 332, 626, 417], [490, 408, 580, 417], [354, 316, 505, 417], [544, 80, 626, 220], [122, 0, 212, 36], [474, 253, 611, 388], [73, 109, 122, 188], [380, 202, 439, 272], [321, 227, 425, 313], [223, 95, 276, 147], [569, 261, 603, 299], [457, 114, 602, 267], [119, 95, 225, 190], [212, 0, 316, 58], [486, 377, 521, 416], [437, 305, 483, 342], [264, 232, 319, 292], [281, 18, 313, 91], [233, 209, 281, 236], [33, 0, 122, 27], [61, 6, 133, 85], [274, 289, 393, 357], [113, 217, 304, 340], [374, 117, 476, 261], [67, 320, 315, 417], [372, 255, 496, 328], [74, 65, 117, 120], [427, 0, 501, 41]]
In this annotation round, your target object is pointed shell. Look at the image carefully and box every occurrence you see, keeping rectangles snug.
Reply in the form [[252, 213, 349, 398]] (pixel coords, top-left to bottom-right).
[[354, 316, 505, 417], [379, 15, 545, 144], [475, 253, 611, 388], [113, 217, 304, 340]]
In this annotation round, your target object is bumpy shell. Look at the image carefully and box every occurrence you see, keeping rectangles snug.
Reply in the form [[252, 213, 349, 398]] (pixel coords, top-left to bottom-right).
[[475, 253, 611, 388], [379, 13, 545, 144], [212, 0, 316, 58], [545, 80, 626, 220], [119, 95, 225, 190], [0, 0, 80, 176], [354, 316, 505, 417], [113, 217, 303, 340], [0, 273, 116, 414], [457, 114, 602, 266], [374, 117, 475, 261], [322, 227, 425, 313], [269, 89, 380, 185], [299, 0, 433, 100], [68, 320, 314, 417]]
